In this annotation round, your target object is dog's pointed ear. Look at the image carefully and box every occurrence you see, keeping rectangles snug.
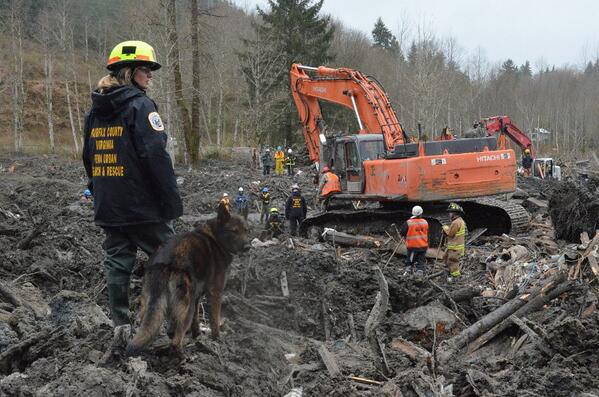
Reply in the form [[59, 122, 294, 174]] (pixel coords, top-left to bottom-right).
[[217, 202, 231, 223]]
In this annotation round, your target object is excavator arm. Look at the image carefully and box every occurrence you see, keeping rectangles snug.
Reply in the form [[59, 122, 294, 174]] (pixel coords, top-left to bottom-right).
[[478, 116, 534, 156], [290, 63, 409, 163]]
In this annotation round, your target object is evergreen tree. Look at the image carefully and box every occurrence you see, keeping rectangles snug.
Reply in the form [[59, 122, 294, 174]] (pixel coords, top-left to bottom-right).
[[500, 59, 518, 75], [584, 61, 594, 76], [407, 41, 418, 66], [257, 0, 334, 71], [519, 60, 532, 77], [249, 0, 335, 143], [371, 17, 399, 55]]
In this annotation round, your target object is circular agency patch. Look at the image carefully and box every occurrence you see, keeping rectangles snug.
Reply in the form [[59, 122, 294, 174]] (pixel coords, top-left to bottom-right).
[[148, 111, 165, 132]]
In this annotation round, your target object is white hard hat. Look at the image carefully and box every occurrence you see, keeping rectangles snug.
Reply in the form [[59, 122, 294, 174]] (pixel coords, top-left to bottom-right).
[[238, 187, 244, 192], [266, 148, 270, 152], [412, 205, 423, 216], [223, 193, 228, 197], [288, 148, 292, 153], [291, 183, 299, 190]]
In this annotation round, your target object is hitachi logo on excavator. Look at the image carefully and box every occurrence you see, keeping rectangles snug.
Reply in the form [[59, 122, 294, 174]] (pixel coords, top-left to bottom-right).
[[312, 87, 327, 94], [476, 153, 511, 162]]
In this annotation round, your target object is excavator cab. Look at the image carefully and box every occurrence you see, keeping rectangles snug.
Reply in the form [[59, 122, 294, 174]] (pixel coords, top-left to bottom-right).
[[325, 135, 385, 194]]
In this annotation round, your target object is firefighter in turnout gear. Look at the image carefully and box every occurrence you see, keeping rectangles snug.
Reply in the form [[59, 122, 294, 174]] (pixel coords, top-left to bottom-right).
[[285, 148, 295, 176], [443, 203, 467, 279], [83, 40, 182, 359], [399, 206, 429, 275], [285, 184, 307, 236], [259, 187, 271, 224], [274, 146, 285, 176], [266, 207, 284, 238]]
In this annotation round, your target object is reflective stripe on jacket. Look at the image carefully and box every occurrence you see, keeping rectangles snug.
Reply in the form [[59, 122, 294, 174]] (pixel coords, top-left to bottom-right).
[[320, 172, 341, 197], [260, 192, 270, 204], [446, 217, 466, 255], [406, 217, 429, 249]]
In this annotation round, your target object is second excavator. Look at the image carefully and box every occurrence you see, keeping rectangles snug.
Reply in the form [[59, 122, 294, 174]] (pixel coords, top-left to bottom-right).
[[290, 64, 529, 243]]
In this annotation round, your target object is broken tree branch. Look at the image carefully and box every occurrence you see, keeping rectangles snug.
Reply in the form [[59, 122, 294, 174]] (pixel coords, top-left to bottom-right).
[[318, 344, 341, 378], [17, 219, 48, 250], [437, 270, 567, 364], [364, 266, 390, 375], [467, 279, 573, 353]]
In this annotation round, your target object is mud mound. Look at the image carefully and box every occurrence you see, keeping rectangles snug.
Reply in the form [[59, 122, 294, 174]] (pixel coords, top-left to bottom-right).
[[1, 154, 598, 396], [549, 175, 599, 242]]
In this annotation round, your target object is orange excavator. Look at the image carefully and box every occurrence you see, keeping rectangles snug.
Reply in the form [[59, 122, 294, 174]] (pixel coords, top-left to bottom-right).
[[290, 64, 529, 241]]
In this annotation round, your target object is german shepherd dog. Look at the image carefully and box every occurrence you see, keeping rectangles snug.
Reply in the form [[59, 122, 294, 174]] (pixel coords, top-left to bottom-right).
[[126, 204, 249, 356]]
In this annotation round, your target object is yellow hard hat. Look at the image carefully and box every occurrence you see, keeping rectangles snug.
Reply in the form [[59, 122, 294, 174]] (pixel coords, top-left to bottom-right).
[[524, 149, 530, 154], [107, 40, 161, 71], [447, 202, 464, 214]]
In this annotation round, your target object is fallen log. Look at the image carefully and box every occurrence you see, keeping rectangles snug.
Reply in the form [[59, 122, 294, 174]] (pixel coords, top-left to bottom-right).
[[390, 337, 431, 365], [322, 229, 381, 248], [445, 286, 483, 305], [437, 270, 566, 364], [467, 279, 573, 353]]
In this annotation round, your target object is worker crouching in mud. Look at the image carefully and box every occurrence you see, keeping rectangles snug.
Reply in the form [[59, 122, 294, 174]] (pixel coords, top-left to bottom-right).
[[443, 203, 467, 281], [265, 207, 285, 239], [399, 205, 429, 276]]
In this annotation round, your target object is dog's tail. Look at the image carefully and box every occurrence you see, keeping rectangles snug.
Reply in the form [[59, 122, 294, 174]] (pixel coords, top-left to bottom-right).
[[126, 267, 168, 356]]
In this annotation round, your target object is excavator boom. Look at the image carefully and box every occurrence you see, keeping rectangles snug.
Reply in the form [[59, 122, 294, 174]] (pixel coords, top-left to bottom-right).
[[478, 116, 534, 156], [290, 63, 408, 162]]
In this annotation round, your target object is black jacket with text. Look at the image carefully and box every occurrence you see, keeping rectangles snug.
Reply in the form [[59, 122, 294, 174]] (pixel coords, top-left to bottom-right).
[[82, 85, 182, 227], [285, 191, 307, 219]]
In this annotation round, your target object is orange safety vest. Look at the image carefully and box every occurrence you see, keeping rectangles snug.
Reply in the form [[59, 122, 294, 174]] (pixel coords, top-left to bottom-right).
[[406, 217, 429, 249], [321, 172, 341, 197]]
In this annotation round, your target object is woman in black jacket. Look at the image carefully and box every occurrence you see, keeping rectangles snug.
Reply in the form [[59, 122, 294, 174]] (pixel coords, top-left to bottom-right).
[[82, 41, 183, 346]]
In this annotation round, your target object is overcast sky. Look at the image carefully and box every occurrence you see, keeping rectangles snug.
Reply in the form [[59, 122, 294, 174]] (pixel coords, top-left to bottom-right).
[[232, 0, 599, 71]]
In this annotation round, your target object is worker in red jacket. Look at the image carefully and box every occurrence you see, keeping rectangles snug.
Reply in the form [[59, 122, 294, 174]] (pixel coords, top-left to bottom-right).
[[399, 205, 429, 275]]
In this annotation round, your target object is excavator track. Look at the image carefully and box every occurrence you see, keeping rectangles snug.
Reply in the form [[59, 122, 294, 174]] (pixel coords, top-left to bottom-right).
[[301, 197, 530, 247]]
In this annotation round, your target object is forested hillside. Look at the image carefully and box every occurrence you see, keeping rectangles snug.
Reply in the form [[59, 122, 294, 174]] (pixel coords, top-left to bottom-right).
[[1, 0, 598, 163]]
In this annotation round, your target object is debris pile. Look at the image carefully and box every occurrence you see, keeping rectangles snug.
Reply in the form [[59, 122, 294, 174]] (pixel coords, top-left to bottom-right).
[[0, 154, 598, 396], [549, 174, 599, 242]]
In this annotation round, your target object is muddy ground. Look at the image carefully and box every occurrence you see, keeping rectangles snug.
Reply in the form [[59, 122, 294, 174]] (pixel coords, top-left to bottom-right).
[[0, 154, 598, 397]]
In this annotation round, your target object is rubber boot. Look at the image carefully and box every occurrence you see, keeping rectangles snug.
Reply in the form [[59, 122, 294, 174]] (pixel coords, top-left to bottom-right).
[[100, 283, 131, 365], [108, 283, 130, 327]]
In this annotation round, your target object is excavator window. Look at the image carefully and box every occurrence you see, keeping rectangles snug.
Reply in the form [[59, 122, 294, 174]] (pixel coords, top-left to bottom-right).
[[346, 142, 360, 168], [360, 140, 384, 161], [334, 142, 346, 174]]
